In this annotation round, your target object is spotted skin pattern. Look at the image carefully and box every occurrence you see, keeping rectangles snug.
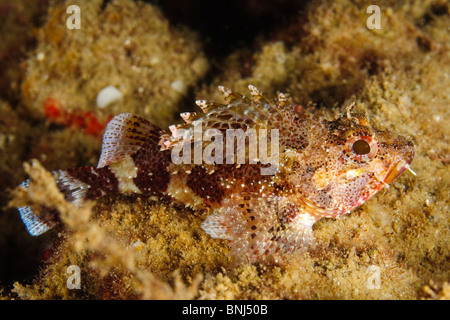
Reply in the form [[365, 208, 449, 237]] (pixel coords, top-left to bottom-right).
[[17, 85, 414, 263]]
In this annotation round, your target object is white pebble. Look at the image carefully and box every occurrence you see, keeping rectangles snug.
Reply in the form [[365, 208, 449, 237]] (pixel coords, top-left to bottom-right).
[[36, 52, 45, 61], [96, 85, 123, 108], [171, 80, 185, 94]]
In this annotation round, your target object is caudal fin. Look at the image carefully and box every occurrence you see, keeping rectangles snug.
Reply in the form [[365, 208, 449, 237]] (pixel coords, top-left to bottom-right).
[[18, 113, 172, 236], [18, 179, 57, 236], [18, 165, 121, 236]]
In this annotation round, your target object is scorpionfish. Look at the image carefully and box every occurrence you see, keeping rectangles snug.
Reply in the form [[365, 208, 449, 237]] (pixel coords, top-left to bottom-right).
[[17, 85, 414, 263]]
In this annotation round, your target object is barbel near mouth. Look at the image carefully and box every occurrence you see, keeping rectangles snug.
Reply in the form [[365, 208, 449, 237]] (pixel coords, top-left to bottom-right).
[[405, 164, 417, 176], [383, 159, 415, 184]]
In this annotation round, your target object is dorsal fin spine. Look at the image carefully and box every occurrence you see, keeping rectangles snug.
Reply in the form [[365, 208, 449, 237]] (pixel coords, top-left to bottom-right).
[[97, 113, 166, 168]]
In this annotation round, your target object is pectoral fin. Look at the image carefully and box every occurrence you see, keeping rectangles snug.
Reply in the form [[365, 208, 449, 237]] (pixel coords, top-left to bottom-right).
[[202, 193, 318, 263]]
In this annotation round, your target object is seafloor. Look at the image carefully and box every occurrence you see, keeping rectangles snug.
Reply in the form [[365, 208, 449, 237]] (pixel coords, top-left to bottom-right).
[[0, 0, 449, 299]]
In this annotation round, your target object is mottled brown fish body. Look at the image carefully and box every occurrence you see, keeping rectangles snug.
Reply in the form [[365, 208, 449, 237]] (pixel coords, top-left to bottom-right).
[[17, 85, 414, 263]]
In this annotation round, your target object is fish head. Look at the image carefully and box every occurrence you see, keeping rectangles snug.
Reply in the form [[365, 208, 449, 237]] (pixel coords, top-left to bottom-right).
[[287, 111, 415, 217]]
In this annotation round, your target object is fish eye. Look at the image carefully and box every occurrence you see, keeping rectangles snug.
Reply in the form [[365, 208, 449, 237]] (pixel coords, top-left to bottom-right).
[[345, 136, 378, 162], [352, 139, 370, 155]]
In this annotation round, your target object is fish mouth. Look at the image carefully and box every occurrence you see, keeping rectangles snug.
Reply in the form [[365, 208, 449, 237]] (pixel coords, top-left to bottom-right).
[[383, 159, 413, 184], [382, 140, 415, 185]]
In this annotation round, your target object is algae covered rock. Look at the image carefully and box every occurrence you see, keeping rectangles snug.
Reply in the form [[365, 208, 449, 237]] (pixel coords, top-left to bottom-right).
[[21, 0, 209, 129]]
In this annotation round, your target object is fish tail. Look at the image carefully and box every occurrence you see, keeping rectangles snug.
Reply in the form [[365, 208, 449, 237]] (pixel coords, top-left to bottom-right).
[[18, 165, 120, 236], [17, 179, 56, 236], [18, 112, 173, 236]]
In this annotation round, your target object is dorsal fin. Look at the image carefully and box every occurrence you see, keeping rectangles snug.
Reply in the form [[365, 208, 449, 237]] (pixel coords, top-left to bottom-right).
[[218, 85, 251, 104], [248, 85, 273, 105], [163, 86, 296, 153], [247, 85, 287, 123], [97, 113, 166, 168], [180, 112, 198, 124], [277, 92, 291, 107], [195, 99, 227, 114]]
